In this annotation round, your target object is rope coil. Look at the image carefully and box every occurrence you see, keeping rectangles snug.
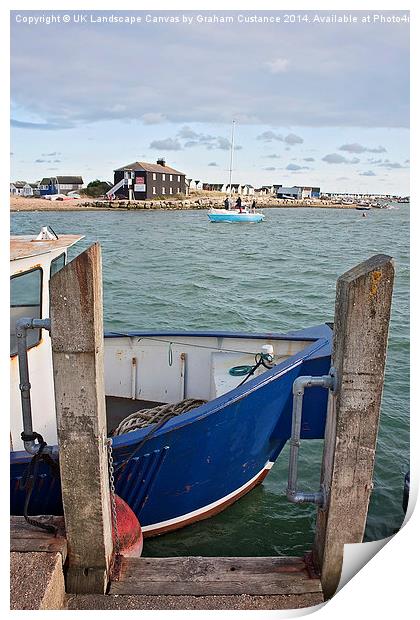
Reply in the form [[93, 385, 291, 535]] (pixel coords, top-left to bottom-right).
[[112, 398, 207, 436]]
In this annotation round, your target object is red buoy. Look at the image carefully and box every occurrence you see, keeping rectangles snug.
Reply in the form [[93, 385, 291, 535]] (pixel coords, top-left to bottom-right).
[[113, 495, 143, 557]]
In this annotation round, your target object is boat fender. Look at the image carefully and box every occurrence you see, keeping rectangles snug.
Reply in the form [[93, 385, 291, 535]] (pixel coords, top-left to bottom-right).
[[113, 494, 143, 558]]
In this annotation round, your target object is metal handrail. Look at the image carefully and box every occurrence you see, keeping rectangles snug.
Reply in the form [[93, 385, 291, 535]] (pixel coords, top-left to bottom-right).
[[15, 317, 55, 455], [286, 368, 337, 509]]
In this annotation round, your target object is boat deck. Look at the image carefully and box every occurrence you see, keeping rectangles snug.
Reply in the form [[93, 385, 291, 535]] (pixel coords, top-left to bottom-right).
[[106, 396, 164, 435]]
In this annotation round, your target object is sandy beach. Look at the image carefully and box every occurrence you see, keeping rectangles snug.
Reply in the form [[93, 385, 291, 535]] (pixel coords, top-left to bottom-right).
[[10, 195, 360, 212]]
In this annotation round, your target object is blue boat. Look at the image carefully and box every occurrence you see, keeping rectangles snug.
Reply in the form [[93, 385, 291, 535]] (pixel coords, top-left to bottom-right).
[[10, 231, 331, 537], [208, 208, 264, 223]]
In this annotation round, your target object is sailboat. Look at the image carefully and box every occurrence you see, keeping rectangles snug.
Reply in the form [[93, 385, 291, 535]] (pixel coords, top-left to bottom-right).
[[208, 121, 265, 223]]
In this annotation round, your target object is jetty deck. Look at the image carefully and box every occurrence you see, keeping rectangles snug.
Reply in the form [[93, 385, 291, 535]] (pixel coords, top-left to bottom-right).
[[10, 516, 323, 610]]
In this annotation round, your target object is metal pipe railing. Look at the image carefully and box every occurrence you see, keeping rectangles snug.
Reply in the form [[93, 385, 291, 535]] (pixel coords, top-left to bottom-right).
[[15, 317, 55, 455], [286, 369, 337, 509]]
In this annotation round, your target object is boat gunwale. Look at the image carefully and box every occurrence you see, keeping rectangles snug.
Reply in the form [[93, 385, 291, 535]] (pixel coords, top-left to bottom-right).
[[10, 325, 332, 461], [109, 334, 330, 449]]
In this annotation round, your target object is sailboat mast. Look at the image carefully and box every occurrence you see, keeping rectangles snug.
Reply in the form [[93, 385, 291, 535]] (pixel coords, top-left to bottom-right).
[[228, 120, 235, 195]]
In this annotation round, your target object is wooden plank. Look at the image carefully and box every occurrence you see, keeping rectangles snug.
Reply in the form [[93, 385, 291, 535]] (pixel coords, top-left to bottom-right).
[[11, 538, 67, 559], [313, 254, 395, 599], [10, 516, 65, 538], [110, 557, 322, 596], [49, 244, 113, 594], [10, 517, 67, 562]]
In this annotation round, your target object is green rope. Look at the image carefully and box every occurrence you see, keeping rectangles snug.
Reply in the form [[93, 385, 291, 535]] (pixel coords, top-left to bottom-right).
[[229, 365, 254, 376]]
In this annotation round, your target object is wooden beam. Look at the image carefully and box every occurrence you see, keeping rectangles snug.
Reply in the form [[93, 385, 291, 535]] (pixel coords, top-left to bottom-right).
[[110, 557, 322, 596], [10, 517, 67, 562], [313, 254, 395, 599], [49, 243, 113, 593]]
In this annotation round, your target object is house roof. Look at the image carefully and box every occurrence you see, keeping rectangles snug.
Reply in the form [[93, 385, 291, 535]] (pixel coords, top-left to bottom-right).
[[115, 161, 185, 175], [40, 176, 83, 185], [13, 181, 27, 188], [57, 176, 83, 184]]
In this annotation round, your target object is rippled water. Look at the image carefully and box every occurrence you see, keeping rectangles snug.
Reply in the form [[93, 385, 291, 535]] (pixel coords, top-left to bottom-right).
[[11, 206, 409, 556]]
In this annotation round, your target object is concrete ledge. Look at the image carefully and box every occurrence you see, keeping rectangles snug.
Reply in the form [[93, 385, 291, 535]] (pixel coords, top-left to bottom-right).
[[10, 552, 65, 610], [67, 593, 324, 610]]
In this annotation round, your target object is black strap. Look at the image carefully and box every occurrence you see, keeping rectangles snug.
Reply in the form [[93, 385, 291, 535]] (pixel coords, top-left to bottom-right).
[[19, 434, 60, 535]]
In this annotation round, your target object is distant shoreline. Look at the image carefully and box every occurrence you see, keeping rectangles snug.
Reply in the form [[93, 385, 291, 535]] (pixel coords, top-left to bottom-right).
[[10, 195, 390, 213]]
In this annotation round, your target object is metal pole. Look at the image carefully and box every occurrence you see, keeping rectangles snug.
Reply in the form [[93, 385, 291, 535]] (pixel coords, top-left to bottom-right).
[[228, 120, 235, 196], [15, 317, 54, 455]]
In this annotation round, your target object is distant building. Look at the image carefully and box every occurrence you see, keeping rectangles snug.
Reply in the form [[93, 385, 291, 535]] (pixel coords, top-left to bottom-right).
[[10, 181, 27, 196], [108, 159, 186, 200], [240, 184, 255, 196], [276, 186, 321, 199], [255, 186, 274, 195], [39, 176, 84, 196]]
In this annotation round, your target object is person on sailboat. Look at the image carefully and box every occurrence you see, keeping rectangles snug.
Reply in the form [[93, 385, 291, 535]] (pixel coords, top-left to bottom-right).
[[224, 196, 230, 210], [236, 196, 243, 212], [251, 199, 256, 212]]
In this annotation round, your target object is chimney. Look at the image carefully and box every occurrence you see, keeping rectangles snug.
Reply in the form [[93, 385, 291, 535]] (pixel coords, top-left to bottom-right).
[[157, 158, 166, 167]]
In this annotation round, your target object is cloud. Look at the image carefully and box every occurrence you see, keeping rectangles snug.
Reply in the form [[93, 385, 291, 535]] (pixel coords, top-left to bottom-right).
[[339, 143, 387, 154], [208, 162, 218, 166], [359, 170, 376, 176], [41, 151, 61, 157], [265, 153, 282, 159], [377, 161, 406, 169], [284, 133, 304, 145], [265, 57, 290, 73], [35, 157, 62, 163], [322, 153, 348, 164], [263, 166, 276, 171], [303, 157, 315, 162], [10, 17, 409, 129], [142, 112, 166, 124], [257, 131, 283, 142], [149, 138, 182, 151], [178, 126, 200, 140], [11, 118, 72, 130], [286, 163, 309, 171], [175, 126, 241, 150], [322, 153, 360, 164], [336, 176, 349, 180]]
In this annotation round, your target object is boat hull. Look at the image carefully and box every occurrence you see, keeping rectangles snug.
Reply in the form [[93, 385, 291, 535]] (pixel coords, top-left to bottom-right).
[[10, 326, 331, 536], [208, 211, 264, 223]]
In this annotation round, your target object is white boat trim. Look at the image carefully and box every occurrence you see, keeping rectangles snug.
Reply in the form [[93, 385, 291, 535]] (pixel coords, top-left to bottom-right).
[[142, 460, 274, 534]]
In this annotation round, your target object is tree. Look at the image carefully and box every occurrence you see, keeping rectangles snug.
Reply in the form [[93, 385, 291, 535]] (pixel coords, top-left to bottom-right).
[[84, 180, 111, 198]]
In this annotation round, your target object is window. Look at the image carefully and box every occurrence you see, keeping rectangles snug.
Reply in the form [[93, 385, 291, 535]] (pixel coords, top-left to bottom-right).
[[178, 175, 180, 182], [177, 187, 180, 194], [153, 173, 156, 180], [153, 186, 156, 195], [162, 174, 166, 181], [10, 268, 43, 356], [50, 253, 66, 277], [169, 187, 173, 194], [169, 175, 173, 181], [162, 186, 165, 194]]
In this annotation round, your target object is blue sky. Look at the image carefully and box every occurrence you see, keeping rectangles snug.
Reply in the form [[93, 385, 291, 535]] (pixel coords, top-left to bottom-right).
[[10, 10, 410, 194]]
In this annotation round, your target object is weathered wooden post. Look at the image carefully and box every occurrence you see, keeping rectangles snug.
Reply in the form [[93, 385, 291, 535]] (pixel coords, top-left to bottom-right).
[[313, 254, 395, 599], [49, 243, 113, 593]]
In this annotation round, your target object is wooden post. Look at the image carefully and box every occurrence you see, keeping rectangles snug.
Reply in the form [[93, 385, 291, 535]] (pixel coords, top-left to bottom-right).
[[49, 243, 113, 593], [313, 254, 394, 599]]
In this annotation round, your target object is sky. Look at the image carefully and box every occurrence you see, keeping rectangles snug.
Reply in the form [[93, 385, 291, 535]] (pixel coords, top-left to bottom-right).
[[10, 9, 410, 194]]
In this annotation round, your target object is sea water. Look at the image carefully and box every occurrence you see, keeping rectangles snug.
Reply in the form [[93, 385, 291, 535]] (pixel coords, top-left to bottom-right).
[[10, 206, 409, 556]]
